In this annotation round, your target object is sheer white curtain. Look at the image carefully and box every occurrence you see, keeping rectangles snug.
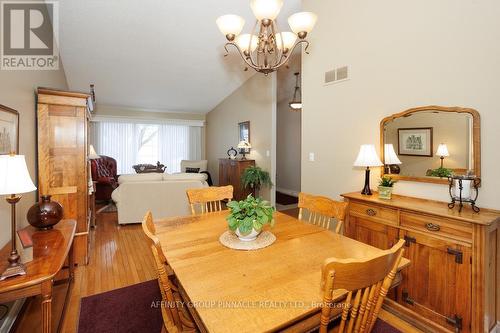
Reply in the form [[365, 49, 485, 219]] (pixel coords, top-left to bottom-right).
[[91, 121, 202, 174]]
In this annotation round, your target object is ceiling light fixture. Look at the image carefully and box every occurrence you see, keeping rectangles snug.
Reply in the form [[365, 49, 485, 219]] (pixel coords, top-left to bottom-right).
[[289, 72, 302, 111], [216, 0, 317, 75]]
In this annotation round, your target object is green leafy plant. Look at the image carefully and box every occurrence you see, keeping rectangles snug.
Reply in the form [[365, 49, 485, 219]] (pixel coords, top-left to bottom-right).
[[226, 195, 275, 236], [379, 176, 397, 187], [241, 166, 273, 190], [426, 167, 453, 178]]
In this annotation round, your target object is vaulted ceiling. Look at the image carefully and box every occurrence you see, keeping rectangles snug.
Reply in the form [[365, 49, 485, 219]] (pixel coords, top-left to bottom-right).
[[58, 0, 301, 113]]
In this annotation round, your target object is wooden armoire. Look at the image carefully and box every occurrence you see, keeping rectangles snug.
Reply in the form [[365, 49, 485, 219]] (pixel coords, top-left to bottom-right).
[[219, 159, 255, 201], [36, 88, 94, 265]]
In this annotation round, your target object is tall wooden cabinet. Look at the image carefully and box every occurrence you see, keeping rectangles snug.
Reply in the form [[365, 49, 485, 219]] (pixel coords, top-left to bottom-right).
[[218, 159, 255, 201], [342, 192, 499, 333], [36, 88, 93, 265]]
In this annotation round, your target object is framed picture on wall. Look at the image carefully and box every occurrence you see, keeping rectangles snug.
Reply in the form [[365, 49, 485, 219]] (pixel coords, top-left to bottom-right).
[[398, 127, 433, 157], [238, 121, 250, 143], [0, 105, 19, 155]]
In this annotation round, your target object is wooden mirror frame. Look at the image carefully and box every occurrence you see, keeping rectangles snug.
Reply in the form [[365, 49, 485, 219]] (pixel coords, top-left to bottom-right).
[[380, 105, 481, 185]]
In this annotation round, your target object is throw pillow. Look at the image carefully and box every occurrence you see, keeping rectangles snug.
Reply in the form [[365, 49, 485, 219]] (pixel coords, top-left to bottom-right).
[[185, 167, 200, 173]]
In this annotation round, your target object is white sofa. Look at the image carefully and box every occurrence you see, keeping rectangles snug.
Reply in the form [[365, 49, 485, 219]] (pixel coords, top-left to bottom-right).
[[111, 173, 208, 225]]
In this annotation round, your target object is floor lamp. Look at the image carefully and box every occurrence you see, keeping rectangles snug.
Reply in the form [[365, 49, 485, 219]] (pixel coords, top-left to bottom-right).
[[0, 155, 36, 280]]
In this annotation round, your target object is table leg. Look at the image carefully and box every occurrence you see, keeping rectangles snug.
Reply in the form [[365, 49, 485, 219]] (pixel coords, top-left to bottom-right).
[[41, 281, 52, 333]]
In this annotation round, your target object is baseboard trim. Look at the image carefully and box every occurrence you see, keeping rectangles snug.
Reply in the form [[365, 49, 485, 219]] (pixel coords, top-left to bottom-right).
[[276, 187, 299, 197]]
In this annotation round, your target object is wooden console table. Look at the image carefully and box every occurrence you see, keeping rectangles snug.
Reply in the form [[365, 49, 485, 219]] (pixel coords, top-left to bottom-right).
[[342, 192, 499, 333], [0, 220, 76, 333]]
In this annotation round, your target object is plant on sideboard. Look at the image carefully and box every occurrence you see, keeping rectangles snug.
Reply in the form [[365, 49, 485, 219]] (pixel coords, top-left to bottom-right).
[[241, 166, 273, 196], [378, 176, 397, 200], [226, 195, 275, 241]]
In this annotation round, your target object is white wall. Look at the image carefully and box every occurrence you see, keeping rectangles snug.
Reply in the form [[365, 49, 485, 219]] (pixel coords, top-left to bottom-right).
[[276, 55, 301, 195], [206, 73, 275, 201], [0, 70, 68, 247], [301, 0, 500, 210]]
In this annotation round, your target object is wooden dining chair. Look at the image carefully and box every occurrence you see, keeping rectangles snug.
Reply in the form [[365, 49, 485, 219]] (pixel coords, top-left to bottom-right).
[[151, 239, 198, 333], [298, 192, 349, 234], [186, 185, 233, 215], [141, 211, 176, 278], [319, 239, 405, 333]]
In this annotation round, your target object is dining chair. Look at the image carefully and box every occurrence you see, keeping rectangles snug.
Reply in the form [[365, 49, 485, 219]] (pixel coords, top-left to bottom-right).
[[319, 239, 405, 333], [141, 211, 175, 278], [151, 239, 198, 333], [298, 192, 349, 234], [186, 185, 233, 215]]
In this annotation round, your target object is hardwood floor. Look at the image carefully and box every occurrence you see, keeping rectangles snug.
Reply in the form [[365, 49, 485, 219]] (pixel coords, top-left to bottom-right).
[[13, 207, 422, 333]]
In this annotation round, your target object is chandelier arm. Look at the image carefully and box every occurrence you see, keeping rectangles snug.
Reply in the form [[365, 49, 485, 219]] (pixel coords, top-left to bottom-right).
[[224, 42, 259, 71], [248, 20, 260, 69], [271, 39, 310, 70], [269, 21, 279, 68]]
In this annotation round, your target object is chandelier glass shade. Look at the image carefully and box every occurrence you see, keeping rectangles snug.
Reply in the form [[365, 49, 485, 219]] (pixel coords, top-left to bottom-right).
[[289, 72, 302, 111], [216, 2, 317, 74]]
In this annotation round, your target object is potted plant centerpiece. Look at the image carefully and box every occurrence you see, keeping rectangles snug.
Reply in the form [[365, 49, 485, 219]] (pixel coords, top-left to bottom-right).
[[241, 166, 273, 197], [226, 195, 275, 241], [378, 176, 397, 200]]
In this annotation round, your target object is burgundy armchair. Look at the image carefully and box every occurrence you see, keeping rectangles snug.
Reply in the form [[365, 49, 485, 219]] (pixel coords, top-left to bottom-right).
[[90, 155, 118, 202]]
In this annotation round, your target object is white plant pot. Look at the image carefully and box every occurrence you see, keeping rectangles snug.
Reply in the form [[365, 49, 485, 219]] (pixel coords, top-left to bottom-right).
[[235, 228, 261, 242]]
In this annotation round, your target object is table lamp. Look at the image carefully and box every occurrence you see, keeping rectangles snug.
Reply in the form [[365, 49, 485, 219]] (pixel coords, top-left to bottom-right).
[[384, 144, 402, 174], [353, 144, 383, 195], [436, 143, 449, 168], [88, 145, 100, 160], [0, 155, 36, 280], [237, 140, 251, 160]]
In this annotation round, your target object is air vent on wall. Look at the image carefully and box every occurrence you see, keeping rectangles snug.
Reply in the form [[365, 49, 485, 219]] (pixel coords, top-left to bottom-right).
[[324, 66, 349, 85]]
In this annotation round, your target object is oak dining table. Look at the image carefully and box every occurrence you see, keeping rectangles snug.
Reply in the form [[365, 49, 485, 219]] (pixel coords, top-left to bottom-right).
[[155, 211, 409, 333]]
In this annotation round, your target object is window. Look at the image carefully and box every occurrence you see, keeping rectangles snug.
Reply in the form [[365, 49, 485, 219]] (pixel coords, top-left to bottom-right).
[[91, 121, 202, 174]]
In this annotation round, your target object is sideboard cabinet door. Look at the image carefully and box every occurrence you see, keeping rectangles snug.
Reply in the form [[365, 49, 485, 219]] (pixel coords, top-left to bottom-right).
[[398, 230, 472, 332]]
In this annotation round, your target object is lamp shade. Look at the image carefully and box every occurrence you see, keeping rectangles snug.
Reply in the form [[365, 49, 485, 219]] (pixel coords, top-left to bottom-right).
[[353, 144, 383, 167], [250, 0, 283, 20], [288, 12, 317, 35], [88, 145, 100, 159], [384, 144, 402, 165], [0, 155, 36, 195], [275, 32, 297, 50], [216, 15, 245, 37], [436, 143, 449, 157], [237, 140, 252, 149], [235, 34, 258, 52]]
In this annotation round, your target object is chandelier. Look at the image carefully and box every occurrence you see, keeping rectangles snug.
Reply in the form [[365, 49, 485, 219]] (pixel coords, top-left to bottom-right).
[[289, 72, 302, 111], [216, 0, 317, 75]]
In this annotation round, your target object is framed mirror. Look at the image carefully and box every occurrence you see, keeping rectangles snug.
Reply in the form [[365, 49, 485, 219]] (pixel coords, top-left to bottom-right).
[[380, 106, 480, 184]]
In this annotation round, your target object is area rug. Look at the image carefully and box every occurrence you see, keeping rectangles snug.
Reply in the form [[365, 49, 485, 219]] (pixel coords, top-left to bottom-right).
[[78, 280, 163, 333], [276, 191, 299, 205], [78, 280, 401, 333]]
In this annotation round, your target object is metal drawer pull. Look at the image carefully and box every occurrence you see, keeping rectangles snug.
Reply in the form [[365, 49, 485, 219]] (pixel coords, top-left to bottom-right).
[[366, 209, 377, 216], [425, 223, 440, 231]]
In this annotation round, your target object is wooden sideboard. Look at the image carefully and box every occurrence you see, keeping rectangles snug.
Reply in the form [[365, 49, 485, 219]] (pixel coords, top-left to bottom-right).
[[342, 192, 499, 333], [218, 159, 255, 201], [37, 88, 94, 265]]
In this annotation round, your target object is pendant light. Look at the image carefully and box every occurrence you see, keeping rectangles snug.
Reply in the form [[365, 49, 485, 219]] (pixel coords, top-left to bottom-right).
[[289, 72, 302, 111]]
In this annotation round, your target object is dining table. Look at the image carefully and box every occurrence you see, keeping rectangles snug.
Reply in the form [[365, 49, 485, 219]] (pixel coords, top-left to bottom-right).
[[155, 211, 409, 333]]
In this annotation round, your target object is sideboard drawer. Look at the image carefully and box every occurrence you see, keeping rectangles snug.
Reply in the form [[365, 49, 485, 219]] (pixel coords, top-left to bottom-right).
[[349, 202, 398, 225], [400, 212, 472, 241]]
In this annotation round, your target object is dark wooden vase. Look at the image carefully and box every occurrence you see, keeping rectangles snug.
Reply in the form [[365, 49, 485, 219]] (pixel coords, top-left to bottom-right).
[[27, 195, 64, 230]]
